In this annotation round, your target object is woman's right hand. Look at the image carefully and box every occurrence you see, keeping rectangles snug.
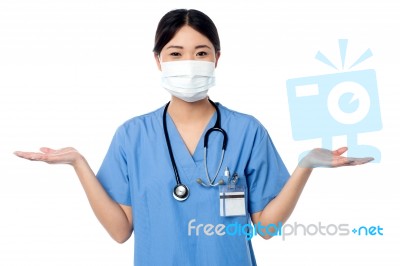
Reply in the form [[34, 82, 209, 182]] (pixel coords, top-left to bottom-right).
[[14, 147, 83, 166], [14, 147, 133, 242]]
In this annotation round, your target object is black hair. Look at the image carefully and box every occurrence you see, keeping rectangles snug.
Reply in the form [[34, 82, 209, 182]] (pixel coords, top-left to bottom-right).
[[153, 9, 221, 55]]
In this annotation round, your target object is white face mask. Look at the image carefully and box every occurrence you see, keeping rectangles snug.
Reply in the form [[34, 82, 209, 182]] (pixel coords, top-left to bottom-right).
[[160, 60, 216, 102]]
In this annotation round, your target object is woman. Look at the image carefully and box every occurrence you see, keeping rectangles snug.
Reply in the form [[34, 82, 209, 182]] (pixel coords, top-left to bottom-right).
[[14, 9, 373, 266]]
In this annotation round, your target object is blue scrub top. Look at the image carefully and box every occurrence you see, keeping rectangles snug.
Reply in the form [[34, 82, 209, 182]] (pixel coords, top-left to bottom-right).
[[97, 103, 290, 266]]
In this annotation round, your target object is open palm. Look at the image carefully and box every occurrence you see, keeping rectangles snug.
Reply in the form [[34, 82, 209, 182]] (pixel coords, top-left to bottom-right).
[[14, 147, 81, 165], [300, 147, 374, 168]]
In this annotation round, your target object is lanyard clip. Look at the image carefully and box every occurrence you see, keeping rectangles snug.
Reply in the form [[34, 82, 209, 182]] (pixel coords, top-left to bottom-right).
[[229, 173, 239, 189], [224, 167, 239, 190]]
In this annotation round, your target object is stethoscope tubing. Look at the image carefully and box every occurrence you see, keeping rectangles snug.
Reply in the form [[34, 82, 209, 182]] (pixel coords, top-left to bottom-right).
[[163, 98, 227, 201], [163, 101, 182, 186]]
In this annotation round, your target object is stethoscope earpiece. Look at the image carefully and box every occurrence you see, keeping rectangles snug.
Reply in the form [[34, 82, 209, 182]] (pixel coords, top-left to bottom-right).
[[197, 177, 225, 187]]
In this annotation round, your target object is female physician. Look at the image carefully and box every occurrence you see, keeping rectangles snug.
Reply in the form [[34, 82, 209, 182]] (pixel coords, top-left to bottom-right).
[[15, 9, 373, 266]]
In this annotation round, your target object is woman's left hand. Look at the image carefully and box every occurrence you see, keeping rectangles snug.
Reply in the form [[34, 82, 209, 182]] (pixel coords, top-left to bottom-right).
[[299, 147, 374, 168]]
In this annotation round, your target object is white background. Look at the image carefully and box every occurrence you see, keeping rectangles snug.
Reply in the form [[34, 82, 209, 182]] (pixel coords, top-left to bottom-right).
[[1, 0, 399, 265]]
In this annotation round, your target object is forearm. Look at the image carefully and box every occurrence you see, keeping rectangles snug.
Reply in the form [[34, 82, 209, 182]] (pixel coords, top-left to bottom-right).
[[253, 166, 312, 239], [73, 156, 133, 243]]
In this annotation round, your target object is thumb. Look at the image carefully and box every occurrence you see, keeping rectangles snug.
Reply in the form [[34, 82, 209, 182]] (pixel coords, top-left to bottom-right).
[[40, 147, 56, 154], [333, 147, 348, 156]]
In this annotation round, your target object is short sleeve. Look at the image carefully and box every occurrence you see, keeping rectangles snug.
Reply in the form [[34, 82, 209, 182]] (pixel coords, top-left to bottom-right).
[[97, 125, 131, 206], [246, 126, 290, 214]]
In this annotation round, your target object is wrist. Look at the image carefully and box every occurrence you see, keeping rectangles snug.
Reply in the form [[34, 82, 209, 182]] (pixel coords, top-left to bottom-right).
[[298, 155, 314, 169], [293, 165, 313, 182], [72, 153, 87, 169]]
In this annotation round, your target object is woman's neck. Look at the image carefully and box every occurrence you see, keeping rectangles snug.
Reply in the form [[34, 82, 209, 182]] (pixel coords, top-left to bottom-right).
[[167, 97, 215, 123]]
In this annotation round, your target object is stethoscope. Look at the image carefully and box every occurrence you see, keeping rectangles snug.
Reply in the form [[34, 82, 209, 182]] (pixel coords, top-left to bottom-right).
[[163, 98, 228, 201]]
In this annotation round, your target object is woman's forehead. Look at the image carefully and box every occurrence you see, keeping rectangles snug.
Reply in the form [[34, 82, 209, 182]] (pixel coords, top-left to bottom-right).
[[164, 26, 213, 48]]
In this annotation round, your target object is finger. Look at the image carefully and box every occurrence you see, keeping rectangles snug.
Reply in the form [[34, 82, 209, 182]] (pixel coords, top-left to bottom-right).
[[14, 151, 47, 161], [41, 147, 67, 154], [14, 151, 36, 158], [331, 157, 351, 167], [335, 156, 374, 167], [14, 151, 23, 157], [51, 147, 76, 155], [40, 147, 56, 154], [40, 147, 73, 155], [348, 157, 374, 165], [332, 147, 348, 156], [363, 157, 375, 164]]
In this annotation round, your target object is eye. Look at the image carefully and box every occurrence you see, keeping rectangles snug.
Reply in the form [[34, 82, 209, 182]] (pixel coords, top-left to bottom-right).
[[196, 51, 208, 57], [169, 52, 181, 57]]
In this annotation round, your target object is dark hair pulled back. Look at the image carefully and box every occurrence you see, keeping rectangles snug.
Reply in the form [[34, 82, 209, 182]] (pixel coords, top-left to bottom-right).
[[153, 9, 221, 55]]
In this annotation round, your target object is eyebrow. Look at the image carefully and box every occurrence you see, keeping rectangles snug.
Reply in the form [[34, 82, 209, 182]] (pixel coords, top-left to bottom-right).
[[166, 45, 212, 50]]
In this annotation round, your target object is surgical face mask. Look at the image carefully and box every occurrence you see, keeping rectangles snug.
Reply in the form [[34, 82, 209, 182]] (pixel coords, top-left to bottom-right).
[[160, 60, 216, 102]]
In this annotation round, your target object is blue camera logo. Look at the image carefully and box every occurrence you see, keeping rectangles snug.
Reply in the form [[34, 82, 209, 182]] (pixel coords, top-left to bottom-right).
[[286, 40, 382, 162]]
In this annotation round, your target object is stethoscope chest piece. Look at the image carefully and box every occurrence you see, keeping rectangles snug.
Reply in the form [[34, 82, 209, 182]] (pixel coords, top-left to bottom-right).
[[173, 184, 189, 201]]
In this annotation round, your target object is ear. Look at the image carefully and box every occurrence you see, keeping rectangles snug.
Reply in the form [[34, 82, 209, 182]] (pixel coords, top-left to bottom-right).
[[214, 51, 221, 68], [154, 53, 162, 71]]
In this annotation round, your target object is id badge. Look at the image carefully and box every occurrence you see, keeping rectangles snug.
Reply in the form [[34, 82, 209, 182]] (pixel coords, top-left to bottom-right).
[[219, 185, 246, 217]]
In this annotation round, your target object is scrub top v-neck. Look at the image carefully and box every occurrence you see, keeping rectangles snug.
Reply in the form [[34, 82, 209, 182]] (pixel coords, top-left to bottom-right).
[[97, 102, 290, 266], [165, 109, 218, 183]]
